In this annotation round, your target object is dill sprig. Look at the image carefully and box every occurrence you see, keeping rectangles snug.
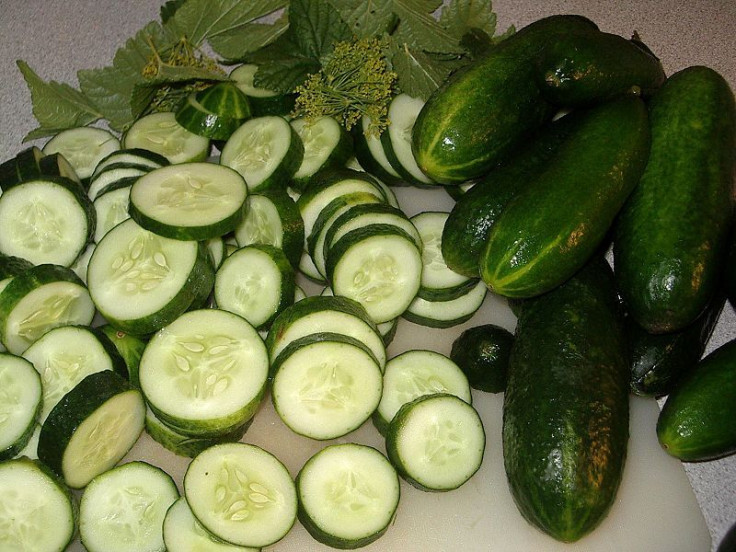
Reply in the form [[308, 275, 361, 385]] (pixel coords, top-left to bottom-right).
[[292, 37, 397, 136]]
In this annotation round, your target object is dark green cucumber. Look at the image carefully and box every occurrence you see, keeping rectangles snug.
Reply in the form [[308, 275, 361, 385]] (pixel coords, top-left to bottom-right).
[[536, 30, 666, 106], [614, 66, 736, 333], [657, 337, 736, 461], [627, 291, 725, 397], [450, 323, 513, 393], [481, 96, 650, 298], [411, 15, 597, 184], [503, 258, 629, 542], [441, 113, 579, 278]]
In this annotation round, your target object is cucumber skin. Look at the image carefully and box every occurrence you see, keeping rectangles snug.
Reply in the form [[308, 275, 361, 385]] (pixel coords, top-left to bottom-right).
[[614, 66, 736, 333], [480, 96, 650, 298], [411, 15, 597, 184], [627, 292, 725, 397], [503, 258, 629, 542], [657, 338, 736, 462]]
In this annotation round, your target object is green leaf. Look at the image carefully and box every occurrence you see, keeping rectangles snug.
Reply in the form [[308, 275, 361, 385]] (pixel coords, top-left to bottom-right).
[[250, 44, 321, 93], [289, 0, 352, 61], [390, 42, 463, 99], [459, 28, 495, 58], [16, 60, 102, 141], [208, 11, 290, 60], [328, 0, 398, 39], [160, 0, 187, 24], [439, 0, 498, 40], [392, 0, 461, 53]]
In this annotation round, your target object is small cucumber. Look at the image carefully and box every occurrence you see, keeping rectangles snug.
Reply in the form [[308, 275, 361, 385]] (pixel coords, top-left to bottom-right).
[[614, 66, 736, 333], [503, 258, 629, 542], [657, 338, 736, 462], [480, 96, 650, 298]]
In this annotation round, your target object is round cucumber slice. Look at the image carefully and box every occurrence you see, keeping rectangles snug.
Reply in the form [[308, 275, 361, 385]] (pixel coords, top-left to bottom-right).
[[123, 112, 211, 164], [403, 279, 488, 329], [0, 353, 42, 460], [43, 126, 121, 181]]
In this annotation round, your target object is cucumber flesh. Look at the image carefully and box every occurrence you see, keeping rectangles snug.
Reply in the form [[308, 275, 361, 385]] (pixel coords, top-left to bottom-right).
[[0, 353, 42, 459], [43, 126, 121, 180]]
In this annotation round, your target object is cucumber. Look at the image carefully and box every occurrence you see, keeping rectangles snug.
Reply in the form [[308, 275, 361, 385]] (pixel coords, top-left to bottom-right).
[[351, 115, 402, 186], [503, 258, 629, 542], [536, 29, 666, 106], [657, 338, 736, 462], [123, 112, 211, 164], [402, 279, 487, 329], [99, 324, 147, 387], [79, 461, 179, 552], [183, 442, 297, 548], [175, 82, 252, 141], [37, 369, 146, 489], [480, 96, 650, 298], [0, 145, 45, 191], [230, 63, 296, 117], [43, 126, 121, 181], [614, 66, 736, 333], [290, 116, 353, 192], [411, 15, 598, 183], [87, 163, 147, 200], [0, 353, 42, 460], [386, 393, 485, 492], [91, 147, 169, 178], [0, 456, 78, 551], [92, 178, 134, 242], [450, 323, 514, 393], [296, 443, 400, 549], [129, 163, 248, 241]]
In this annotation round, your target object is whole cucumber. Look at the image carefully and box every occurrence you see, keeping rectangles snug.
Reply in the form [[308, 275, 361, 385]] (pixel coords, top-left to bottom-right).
[[411, 15, 597, 184], [480, 96, 650, 298], [614, 66, 736, 333], [657, 337, 736, 462], [503, 257, 629, 542]]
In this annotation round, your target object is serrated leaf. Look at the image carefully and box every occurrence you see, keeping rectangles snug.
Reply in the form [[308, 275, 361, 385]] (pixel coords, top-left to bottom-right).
[[439, 0, 497, 40], [329, 0, 397, 39], [392, 0, 462, 53], [16, 60, 102, 141], [253, 55, 321, 94], [391, 43, 461, 99], [209, 11, 290, 60], [289, 0, 352, 61], [165, 0, 287, 49], [160, 0, 187, 24]]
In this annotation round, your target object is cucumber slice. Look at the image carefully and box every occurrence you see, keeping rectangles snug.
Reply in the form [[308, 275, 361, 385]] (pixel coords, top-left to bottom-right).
[[99, 324, 147, 388], [91, 147, 169, 179], [0, 264, 95, 355], [0, 457, 77, 551], [234, 189, 305, 270], [87, 163, 147, 200], [79, 461, 179, 552], [352, 115, 402, 184], [129, 163, 248, 241], [43, 126, 121, 180], [266, 295, 386, 371], [38, 370, 146, 489], [403, 279, 488, 328], [0, 146, 45, 191], [38, 152, 82, 185], [0, 176, 94, 267], [22, 324, 127, 423], [374, 349, 472, 435], [271, 333, 383, 440], [290, 116, 353, 191], [183, 442, 297, 548], [70, 243, 95, 284], [0, 353, 42, 460], [214, 244, 295, 330], [93, 179, 133, 243], [139, 308, 269, 437], [296, 443, 400, 549], [326, 225, 423, 324], [163, 496, 260, 551], [230, 64, 296, 117], [221, 116, 304, 192], [123, 112, 211, 164], [175, 83, 252, 140], [87, 219, 215, 335], [386, 393, 485, 491]]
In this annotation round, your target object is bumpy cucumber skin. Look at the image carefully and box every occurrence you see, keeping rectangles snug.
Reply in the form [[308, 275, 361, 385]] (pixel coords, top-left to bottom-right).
[[614, 66, 736, 333], [441, 114, 578, 278], [657, 338, 736, 462], [450, 324, 513, 393], [480, 96, 650, 298], [412, 15, 597, 184], [627, 292, 725, 397], [536, 30, 666, 105], [503, 258, 629, 542]]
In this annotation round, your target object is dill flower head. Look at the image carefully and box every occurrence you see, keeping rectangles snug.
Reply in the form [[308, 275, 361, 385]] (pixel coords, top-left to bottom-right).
[[292, 37, 397, 136]]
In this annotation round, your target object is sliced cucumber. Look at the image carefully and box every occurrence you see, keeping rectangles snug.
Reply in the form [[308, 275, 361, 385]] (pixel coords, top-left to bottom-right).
[[214, 244, 295, 330], [0, 146, 45, 191], [91, 147, 169, 179], [0, 457, 77, 552], [93, 179, 134, 243], [86, 163, 147, 200], [271, 333, 383, 440], [139, 308, 269, 437], [79, 460, 179, 552], [381, 94, 435, 186], [70, 243, 95, 284], [123, 112, 211, 164], [43, 126, 121, 181], [163, 496, 260, 551], [0, 353, 42, 460], [326, 225, 423, 324], [374, 349, 472, 435], [87, 218, 215, 335], [403, 279, 488, 328], [265, 295, 386, 371], [230, 63, 296, 117], [352, 115, 402, 184], [175, 83, 252, 141], [183, 442, 297, 548], [129, 163, 248, 241], [0, 176, 94, 267], [290, 116, 353, 191], [386, 393, 485, 491], [38, 152, 82, 185], [0, 263, 96, 355], [99, 324, 147, 388], [221, 116, 304, 192], [297, 443, 400, 549], [38, 370, 146, 489]]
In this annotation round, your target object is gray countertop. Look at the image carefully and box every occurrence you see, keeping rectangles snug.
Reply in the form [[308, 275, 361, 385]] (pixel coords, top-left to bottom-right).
[[1, 1, 734, 550]]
